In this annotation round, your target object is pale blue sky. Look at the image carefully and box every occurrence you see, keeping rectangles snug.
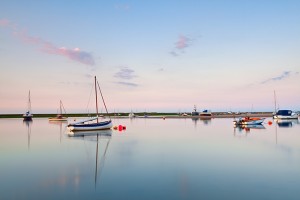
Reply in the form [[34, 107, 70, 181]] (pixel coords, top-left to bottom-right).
[[1, 0, 300, 114]]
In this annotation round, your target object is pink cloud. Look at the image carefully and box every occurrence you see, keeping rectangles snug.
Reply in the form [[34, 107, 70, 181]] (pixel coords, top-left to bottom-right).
[[170, 34, 195, 57], [0, 18, 95, 66], [0, 19, 10, 26], [176, 35, 190, 49]]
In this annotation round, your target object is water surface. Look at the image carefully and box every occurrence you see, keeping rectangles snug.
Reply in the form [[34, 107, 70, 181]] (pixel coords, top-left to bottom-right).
[[1, 117, 300, 200]]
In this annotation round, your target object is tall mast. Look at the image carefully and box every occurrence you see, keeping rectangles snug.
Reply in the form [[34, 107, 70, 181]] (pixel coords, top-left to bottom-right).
[[59, 100, 62, 115], [94, 76, 99, 123], [28, 90, 31, 112], [274, 90, 277, 113]]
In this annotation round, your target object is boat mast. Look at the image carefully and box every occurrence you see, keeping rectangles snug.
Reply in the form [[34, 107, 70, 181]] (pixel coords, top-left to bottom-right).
[[274, 90, 277, 113], [59, 100, 62, 115], [28, 90, 31, 112], [95, 76, 99, 123]]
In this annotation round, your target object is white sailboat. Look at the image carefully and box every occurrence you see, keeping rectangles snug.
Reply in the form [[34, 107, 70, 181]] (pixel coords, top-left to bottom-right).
[[67, 76, 113, 131], [272, 91, 298, 119], [23, 90, 33, 121], [49, 100, 68, 121]]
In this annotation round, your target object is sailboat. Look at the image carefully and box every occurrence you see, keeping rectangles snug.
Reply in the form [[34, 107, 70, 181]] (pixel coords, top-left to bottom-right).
[[272, 91, 298, 119], [23, 90, 33, 121], [48, 100, 68, 121], [67, 76, 113, 131]]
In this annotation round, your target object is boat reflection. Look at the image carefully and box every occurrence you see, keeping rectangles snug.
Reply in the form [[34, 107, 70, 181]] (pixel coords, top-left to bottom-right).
[[49, 121, 68, 143], [23, 120, 32, 150], [67, 129, 112, 189], [234, 124, 265, 133], [275, 119, 299, 128], [66, 129, 112, 137], [191, 118, 212, 126]]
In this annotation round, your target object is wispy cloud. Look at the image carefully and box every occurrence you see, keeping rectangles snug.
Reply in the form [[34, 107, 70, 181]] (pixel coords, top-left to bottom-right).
[[114, 67, 137, 79], [114, 66, 138, 86], [0, 18, 95, 66], [261, 71, 299, 84], [176, 35, 191, 49], [0, 19, 11, 26], [84, 73, 93, 79], [169, 35, 195, 57], [114, 3, 130, 11], [116, 81, 138, 87]]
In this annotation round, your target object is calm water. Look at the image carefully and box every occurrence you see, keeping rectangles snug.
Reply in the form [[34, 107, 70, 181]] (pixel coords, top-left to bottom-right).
[[1, 117, 300, 200]]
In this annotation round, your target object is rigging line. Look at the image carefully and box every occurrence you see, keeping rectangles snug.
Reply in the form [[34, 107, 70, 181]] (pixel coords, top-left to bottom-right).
[[60, 101, 67, 115], [97, 81, 111, 120], [85, 81, 94, 115]]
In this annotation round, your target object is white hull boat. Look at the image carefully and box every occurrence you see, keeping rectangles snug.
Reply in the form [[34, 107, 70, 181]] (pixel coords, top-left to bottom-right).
[[273, 110, 298, 119], [67, 76, 113, 132]]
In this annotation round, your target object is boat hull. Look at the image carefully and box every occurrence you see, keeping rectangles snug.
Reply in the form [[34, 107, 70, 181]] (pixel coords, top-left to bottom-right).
[[67, 120, 113, 131], [23, 114, 33, 121], [273, 115, 298, 119], [48, 117, 68, 121], [233, 118, 265, 125]]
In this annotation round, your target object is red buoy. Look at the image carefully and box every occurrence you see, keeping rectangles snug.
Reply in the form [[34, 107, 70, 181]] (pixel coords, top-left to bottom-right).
[[118, 125, 123, 131], [268, 121, 273, 125]]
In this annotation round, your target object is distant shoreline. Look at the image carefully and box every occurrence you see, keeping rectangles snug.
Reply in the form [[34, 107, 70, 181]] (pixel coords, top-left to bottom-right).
[[0, 112, 274, 119]]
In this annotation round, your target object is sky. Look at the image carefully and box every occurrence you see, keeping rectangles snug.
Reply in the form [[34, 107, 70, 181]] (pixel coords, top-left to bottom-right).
[[1, 0, 300, 114]]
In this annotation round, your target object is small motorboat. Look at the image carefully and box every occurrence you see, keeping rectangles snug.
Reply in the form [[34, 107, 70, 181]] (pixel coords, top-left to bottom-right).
[[233, 117, 265, 125]]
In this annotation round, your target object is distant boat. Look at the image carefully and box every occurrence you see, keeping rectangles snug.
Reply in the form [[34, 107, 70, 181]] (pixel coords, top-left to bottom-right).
[[23, 90, 33, 121], [200, 109, 212, 117], [191, 105, 199, 116], [67, 76, 113, 131], [128, 110, 135, 118], [273, 110, 298, 119], [233, 117, 265, 125], [49, 100, 68, 121]]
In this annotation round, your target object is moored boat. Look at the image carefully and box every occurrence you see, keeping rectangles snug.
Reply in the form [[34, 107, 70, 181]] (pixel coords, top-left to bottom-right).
[[49, 100, 68, 121], [23, 90, 33, 121], [200, 109, 212, 117], [67, 76, 112, 131], [233, 117, 265, 125], [191, 105, 199, 116], [128, 111, 135, 118], [273, 110, 298, 119]]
